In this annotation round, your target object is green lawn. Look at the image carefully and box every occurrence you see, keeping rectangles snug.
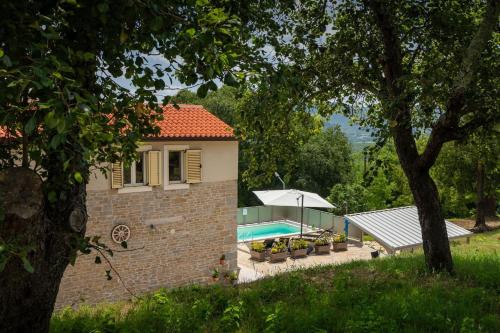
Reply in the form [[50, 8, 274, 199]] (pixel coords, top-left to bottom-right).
[[51, 230, 500, 333]]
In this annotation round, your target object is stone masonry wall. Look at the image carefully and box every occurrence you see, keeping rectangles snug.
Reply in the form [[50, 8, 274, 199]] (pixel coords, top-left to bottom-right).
[[55, 180, 237, 309]]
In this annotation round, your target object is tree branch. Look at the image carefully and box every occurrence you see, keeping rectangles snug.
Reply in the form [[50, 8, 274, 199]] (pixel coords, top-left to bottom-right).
[[418, 0, 500, 171], [366, 0, 404, 100], [366, 0, 420, 167]]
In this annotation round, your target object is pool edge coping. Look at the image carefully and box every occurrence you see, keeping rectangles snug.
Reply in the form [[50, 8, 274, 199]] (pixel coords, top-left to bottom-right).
[[237, 220, 316, 243]]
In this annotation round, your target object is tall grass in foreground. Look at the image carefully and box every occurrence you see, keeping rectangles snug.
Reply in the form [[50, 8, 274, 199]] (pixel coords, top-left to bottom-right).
[[51, 231, 500, 333]]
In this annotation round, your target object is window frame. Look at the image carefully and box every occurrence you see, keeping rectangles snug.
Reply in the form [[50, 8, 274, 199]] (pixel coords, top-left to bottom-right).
[[123, 151, 147, 187], [163, 144, 190, 190], [167, 150, 184, 184], [122, 145, 152, 187]]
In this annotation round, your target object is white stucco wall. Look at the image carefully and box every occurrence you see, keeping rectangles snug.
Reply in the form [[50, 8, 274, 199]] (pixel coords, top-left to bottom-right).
[[87, 140, 238, 191]]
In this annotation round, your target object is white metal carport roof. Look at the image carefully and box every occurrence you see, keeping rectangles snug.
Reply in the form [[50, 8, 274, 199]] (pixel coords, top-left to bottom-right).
[[345, 206, 472, 252]]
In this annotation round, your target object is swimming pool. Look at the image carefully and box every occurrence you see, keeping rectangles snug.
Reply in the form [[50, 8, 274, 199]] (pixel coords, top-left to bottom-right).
[[237, 221, 309, 242]]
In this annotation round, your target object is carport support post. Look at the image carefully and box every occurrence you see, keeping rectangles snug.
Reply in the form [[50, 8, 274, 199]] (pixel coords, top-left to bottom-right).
[[300, 194, 304, 237], [344, 218, 349, 238]]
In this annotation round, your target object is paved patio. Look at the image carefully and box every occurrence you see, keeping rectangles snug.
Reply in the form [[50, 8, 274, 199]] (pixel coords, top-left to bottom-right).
[[237, 241, 385, 283]]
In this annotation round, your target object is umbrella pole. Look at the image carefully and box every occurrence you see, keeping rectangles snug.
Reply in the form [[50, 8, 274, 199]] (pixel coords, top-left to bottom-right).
[[300, 194, 304, 237]]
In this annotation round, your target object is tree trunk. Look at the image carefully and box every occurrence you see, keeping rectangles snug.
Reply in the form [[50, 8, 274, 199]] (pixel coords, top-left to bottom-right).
[[0, 168, 86, 333], [391, 122, 454, 273], [473, 161, 490, 232], [405, 169, 454, 273]]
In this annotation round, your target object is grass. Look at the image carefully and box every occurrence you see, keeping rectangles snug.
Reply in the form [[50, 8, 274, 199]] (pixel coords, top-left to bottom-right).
[[363, 233, 375, 241], [51, 230, 500, 333]]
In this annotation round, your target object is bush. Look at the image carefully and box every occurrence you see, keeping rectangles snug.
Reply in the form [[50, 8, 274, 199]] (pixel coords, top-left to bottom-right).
[[333, 234, 346, 243], [291, 239, 308, 250], [271, 241, 287, 254], [250, 241, 266, 253], [314, 235, 331, 246]]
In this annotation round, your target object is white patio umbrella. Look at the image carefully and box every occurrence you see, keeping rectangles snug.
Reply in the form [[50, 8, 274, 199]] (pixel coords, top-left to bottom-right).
[[253, 189, 335, 237]]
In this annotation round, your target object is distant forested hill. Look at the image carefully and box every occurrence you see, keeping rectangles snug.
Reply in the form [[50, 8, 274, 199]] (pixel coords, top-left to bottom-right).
[[325, 114, 373, 150]]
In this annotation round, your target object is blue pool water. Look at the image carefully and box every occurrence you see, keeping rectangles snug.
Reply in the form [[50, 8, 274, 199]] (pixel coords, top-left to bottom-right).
[[238, 222, 302, 242]]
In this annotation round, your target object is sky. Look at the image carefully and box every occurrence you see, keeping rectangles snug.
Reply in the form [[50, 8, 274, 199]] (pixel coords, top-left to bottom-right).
[[112, 54, 194, 99]]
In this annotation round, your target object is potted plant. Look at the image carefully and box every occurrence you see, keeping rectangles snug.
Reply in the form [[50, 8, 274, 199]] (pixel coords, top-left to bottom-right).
[[269, 241, 288, 262], [333, 234, 348, 252], [249, 241, 266, 261], [211, 268, 220, 282], [290, 239, 309, 258], [219, 254, 226, 265], [314, 235, 331, 255], [229, 270, 239, 286]]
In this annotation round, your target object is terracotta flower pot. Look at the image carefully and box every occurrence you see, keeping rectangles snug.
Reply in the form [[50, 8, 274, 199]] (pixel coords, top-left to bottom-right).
[[314, 244, 331, 255], [333, 242, 348, 252], [250, 250, 266, 262], [291, 248, 308, 258], [269, 251, 288, 263]]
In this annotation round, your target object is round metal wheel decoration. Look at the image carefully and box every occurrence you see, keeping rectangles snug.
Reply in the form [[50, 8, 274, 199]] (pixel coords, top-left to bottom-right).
[[111, 224, 130, 244]]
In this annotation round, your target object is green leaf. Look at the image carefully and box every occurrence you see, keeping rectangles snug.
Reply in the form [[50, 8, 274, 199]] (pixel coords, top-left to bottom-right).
[[197, 83, 209, 98], [0, 258, 7, 272], [82, 52, 95, 61], [52, 71, 63, 80], [49, 134, 65, 149], [207, 80, 218, 92], [97, 3, 108, 13], [0, 48, 4, 58], [48, 191, 57, 203], [74, 172, 83, 183], [21, 256, 34, 273], [44, 111, 58, 129], [162, 96, 171, 105], [24, 117, 37, 135], [69, 253, 77, 266], [223, 73, 239, 87], [2, 55, 12, 67], [151, 17, 163, 32], [186, 28, 196, 37], [56, 119, 66, 133], [154, 79, 165, 90], [120, 30, 128, 44]]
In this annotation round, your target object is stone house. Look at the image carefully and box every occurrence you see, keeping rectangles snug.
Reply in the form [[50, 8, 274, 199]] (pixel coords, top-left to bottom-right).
[[55, 104, 238, 308]]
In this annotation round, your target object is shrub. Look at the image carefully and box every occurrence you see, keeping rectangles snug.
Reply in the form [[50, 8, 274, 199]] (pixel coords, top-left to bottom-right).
[[271, 241, 287, 254], [229, 271, 239, 282], [315, 235, 331, 246], [333, 234, 347, 243], [291, 239, 308, 250], [250, 241, 266, 253]]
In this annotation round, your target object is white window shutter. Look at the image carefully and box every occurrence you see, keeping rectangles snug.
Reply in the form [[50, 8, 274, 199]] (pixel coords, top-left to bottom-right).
[[111, 162, 123, 189], [148, 151, 161, 186], [185, 150, 202, 184]]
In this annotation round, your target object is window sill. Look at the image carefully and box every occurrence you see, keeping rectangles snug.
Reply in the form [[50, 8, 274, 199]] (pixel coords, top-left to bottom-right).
[[164, 183, 190, 191], [118, 186, 153, 194]]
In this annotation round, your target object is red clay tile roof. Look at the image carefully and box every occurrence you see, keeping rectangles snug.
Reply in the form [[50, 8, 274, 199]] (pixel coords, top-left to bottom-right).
[[154, 104, 234, 139], [0, 104, 235, 140]]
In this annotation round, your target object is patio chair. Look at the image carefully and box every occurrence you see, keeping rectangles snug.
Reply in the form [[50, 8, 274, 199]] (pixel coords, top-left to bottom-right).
[[301, 227, 335, 242]]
